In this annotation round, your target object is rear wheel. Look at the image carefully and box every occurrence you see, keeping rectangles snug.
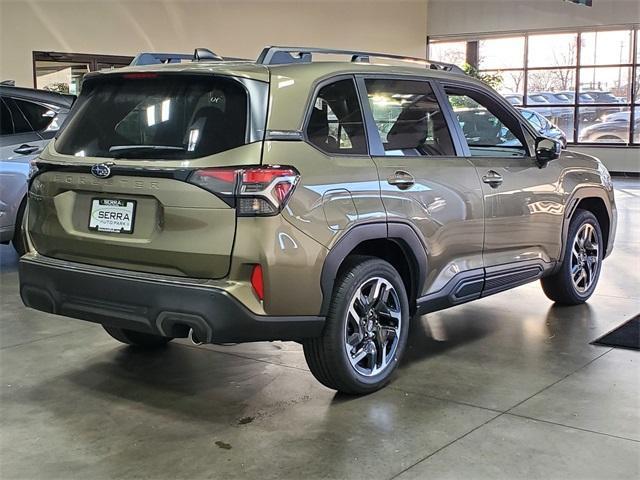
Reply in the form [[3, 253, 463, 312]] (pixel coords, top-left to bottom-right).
[[303, 256, 409, 394], [103, 326, 172, 348], [541, 209, 603, 305]]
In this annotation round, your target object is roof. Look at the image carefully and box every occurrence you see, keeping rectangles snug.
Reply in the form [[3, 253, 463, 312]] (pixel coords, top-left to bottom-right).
[[0, 85, 75, 108]]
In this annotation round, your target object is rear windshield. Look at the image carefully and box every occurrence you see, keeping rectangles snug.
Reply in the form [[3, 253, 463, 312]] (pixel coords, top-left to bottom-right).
[[55, 74, 248, 159]]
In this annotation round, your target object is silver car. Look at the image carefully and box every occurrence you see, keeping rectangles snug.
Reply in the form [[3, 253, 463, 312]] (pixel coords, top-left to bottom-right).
[[0, 86, 74, 253]]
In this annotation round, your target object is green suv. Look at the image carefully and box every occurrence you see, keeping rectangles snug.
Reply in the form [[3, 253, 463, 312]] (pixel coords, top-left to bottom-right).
[[19, 47, 617, 394]]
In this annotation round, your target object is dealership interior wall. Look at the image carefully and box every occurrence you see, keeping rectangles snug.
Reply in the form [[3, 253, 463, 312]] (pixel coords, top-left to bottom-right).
[[2, 1, 638, 172]]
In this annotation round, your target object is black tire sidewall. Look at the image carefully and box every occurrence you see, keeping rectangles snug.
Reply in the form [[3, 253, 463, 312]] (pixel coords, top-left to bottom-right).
[[326, 258, 410, 391], [12, 196, 27, 256]]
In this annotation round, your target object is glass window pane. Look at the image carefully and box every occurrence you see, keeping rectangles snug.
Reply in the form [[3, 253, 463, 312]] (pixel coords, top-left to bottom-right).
[[35, 61, 90, 95], [581, 30, 633, 66], [635, 68, 639, 104], [579, 67, 632, 103], [634, 107, 640, 143], [1, 99, 14, 135], [13, 99, 55, 131], [479, 37, 525, 69], [527, 69, 577, 99], [482, 70, 525, 98], [528, 33, 578, 68], [520, 106, 574, 144], [365, 79, 455, 156], [446, 92, 527, 157], [57, 75, 251, 159], [578, 106, 631, 143], [428, 41, 467, 66], [306, 79, 367, 155]]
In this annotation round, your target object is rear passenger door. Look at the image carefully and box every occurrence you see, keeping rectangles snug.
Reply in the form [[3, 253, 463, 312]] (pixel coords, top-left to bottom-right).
[[358, 76, 485, 299], [441, 83, 566, 283], [0, 97, 48, 162]]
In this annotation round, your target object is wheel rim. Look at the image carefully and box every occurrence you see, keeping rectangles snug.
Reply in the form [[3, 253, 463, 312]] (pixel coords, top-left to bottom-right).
[[570, 223, 600, 294], [344, 277, 402, 377]]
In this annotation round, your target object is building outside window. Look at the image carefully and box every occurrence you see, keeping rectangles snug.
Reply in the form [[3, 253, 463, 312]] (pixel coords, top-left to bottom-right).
[[33, 51, 133, 95], [428, 26, 640, 145]]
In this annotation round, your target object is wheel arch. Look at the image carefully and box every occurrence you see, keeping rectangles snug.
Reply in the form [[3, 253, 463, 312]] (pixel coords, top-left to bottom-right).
[[558, 186, 614, 268], [319, 222, 427, 316]]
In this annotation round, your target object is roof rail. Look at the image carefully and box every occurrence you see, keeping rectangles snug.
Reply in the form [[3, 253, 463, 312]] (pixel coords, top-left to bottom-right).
[[256, 46, 465, 75], [129, 48, 224, 66]]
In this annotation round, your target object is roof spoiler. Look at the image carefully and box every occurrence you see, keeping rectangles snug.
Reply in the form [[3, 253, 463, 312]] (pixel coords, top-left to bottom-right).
[[129, 48, 224, 66], [256, 46, 465, 75]]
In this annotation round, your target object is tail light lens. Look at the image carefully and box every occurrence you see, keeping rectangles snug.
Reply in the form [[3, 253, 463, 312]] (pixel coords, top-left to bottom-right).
[[188, 166, 299, 216]]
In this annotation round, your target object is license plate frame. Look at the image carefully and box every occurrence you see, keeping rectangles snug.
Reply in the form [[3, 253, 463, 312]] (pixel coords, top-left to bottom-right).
[[88, 198, 137, 234]]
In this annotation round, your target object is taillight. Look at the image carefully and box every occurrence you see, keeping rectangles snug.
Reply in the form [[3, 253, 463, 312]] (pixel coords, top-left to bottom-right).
[[188, 166, 299, 216]]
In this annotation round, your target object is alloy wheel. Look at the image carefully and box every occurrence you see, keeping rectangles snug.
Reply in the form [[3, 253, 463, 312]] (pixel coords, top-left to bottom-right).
[[570, 222, 600, 293], [344, 277, 402, 377]]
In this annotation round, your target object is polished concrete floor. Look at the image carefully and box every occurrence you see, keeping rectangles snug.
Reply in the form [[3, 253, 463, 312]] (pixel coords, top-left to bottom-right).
[[1, 180, 639, 480]]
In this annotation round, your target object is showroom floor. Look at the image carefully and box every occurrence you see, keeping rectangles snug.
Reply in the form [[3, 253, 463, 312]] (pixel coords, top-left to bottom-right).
[[1, 180, 638, 480]]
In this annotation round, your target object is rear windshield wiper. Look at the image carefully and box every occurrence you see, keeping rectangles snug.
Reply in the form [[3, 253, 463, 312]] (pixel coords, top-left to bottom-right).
[[108, 145, 185, 157]]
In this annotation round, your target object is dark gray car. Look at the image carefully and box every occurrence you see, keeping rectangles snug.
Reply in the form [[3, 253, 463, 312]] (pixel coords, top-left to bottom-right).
[[1, 86, 74, 253]]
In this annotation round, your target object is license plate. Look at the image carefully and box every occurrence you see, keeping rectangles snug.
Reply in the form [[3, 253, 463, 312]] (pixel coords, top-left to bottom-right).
[[89, 198, 136, 234]]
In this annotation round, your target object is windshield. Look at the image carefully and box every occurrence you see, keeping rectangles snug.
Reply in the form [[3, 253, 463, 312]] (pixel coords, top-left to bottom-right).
[[55, 74, 248, 160]]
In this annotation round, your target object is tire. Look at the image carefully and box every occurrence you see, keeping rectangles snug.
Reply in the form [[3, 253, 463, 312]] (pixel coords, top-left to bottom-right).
[[303, 256, 410, 395], [541, 209, 603, 305], [103, 326, 172, 348], [12, 197, 27, 256]]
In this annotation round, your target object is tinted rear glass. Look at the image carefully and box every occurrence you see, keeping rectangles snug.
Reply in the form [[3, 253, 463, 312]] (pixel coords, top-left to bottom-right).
[[55, 75, 248, 159]]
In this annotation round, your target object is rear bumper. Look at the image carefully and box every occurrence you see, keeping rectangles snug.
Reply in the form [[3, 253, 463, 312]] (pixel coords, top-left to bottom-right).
[[19, 255, 325, 343]]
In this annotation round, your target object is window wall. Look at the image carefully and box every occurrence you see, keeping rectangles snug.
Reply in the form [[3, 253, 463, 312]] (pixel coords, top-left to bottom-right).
[[33, 52, 133, 95], [428, 26, 640, 145]]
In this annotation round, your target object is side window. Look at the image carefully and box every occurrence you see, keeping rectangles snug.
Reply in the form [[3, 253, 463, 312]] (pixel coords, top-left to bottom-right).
[[306, 79, 367, 155], [365, 79, 455, 156], [446, 89, 528, 157], [521, 110, 543, 130], [1, 98, 14, 135], [4, 98, 35, 134], [13, 99, 55, 132]]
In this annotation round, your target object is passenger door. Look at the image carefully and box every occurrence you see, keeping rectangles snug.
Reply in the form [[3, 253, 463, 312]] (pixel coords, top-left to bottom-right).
[[358, 76, 485, 299], [441, 84, 565, 286], [0, 97, 48, 162]]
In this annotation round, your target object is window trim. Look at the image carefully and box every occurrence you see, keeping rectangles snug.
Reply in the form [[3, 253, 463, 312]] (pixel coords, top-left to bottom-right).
[[428, 25, 640, 147]]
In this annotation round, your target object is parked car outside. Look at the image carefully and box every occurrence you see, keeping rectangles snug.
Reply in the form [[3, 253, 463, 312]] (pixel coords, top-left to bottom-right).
[[579, 116, 638, 143], [518, 108, 568, 147], [19, 47, 617, 394], [1, 86, 74, 253]]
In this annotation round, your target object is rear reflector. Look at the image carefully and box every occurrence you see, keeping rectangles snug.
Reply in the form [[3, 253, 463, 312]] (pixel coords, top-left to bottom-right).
[[251, 264, 264, 301]]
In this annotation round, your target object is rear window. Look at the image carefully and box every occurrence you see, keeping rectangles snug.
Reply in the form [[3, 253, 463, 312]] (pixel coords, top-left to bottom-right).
[[55, 75, 248, 159]]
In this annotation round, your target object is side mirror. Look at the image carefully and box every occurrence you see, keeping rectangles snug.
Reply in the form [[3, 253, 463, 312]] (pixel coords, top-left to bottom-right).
[[535, 137, 561, 168]]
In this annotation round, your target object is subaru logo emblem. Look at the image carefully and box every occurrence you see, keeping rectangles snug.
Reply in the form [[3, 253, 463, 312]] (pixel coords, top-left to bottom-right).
[[91, 163, 112, 179]]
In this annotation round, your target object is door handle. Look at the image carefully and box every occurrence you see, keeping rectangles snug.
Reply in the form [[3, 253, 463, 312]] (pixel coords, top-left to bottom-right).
[[482, 170, 503, 188], [13, 144, 39, 155], [387, 170, 415, 190]]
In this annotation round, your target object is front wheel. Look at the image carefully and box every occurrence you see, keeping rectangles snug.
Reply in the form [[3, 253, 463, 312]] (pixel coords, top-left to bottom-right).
[[303, 256, 409, 394], [541, 209, 603, 305], [103, 326, 173, 348]]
